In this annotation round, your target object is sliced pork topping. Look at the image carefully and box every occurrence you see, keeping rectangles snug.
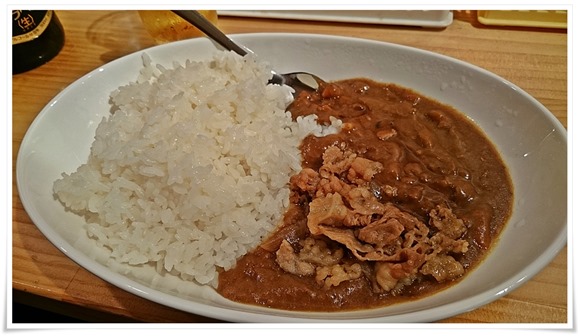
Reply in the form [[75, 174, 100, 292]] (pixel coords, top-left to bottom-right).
[[316, 263, 363, 288], [277, 144, 469, 293], [429, 205, 467, 240], [420, 255, 465, 282]]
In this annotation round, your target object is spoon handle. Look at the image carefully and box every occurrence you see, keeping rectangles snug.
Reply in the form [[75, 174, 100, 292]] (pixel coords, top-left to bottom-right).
[[172, 10, 248, 56]]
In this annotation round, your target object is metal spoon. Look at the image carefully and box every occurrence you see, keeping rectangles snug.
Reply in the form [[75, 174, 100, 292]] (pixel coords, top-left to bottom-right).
[[171, 10, 325, 94]]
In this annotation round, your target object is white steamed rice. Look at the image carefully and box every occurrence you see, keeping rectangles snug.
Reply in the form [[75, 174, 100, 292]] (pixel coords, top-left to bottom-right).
[[53, 50, 341, 286]]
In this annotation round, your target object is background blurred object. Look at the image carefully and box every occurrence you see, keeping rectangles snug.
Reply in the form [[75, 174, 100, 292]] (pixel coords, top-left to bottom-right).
[[219, 10, 453, 28], [477, 10, 567, 29], [12, 10, 65, 74], [138, 10, 218, 43]]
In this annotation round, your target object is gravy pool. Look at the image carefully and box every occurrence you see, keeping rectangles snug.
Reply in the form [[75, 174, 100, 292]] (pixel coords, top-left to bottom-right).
[[217, 78, 513, 311]]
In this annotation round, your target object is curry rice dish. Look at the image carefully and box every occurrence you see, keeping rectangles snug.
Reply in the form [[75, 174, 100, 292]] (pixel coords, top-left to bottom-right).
[[53, 52, 513, 313]]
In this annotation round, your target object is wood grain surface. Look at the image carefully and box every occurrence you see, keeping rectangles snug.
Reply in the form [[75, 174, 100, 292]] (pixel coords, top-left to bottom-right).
[[12, 10, 568, 324]]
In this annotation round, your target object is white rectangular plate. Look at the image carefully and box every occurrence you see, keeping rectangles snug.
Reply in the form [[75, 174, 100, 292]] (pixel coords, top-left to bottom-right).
[[218, 10, 453, 28]]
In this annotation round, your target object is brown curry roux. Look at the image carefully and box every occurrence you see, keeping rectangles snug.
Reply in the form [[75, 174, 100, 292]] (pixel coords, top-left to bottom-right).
[[217, 78, 513, 312]]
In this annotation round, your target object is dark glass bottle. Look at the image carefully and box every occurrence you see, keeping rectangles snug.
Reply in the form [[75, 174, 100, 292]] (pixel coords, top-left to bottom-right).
[[12, 10, 65, 74]]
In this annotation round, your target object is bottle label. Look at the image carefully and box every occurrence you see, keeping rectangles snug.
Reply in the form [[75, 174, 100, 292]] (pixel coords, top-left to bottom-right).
[[12, 10, 52, 45]]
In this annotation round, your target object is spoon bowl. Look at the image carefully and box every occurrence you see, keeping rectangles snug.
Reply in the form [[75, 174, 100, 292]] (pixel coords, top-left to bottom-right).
[[172, 10, 324, 93]]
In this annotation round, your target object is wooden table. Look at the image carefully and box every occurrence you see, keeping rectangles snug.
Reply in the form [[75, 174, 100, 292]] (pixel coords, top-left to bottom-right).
[[12, 10, 567, 323]]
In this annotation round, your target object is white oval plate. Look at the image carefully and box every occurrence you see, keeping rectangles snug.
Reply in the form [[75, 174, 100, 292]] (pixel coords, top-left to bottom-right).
[[16, 33, 567, 322]]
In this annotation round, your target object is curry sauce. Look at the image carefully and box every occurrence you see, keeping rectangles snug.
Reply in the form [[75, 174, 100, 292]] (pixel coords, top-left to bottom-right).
[[217, 78, 513, 311]]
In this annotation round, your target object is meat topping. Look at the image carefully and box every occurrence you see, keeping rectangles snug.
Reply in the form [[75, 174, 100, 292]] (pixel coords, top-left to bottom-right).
[[276, 145, 470, 293]]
